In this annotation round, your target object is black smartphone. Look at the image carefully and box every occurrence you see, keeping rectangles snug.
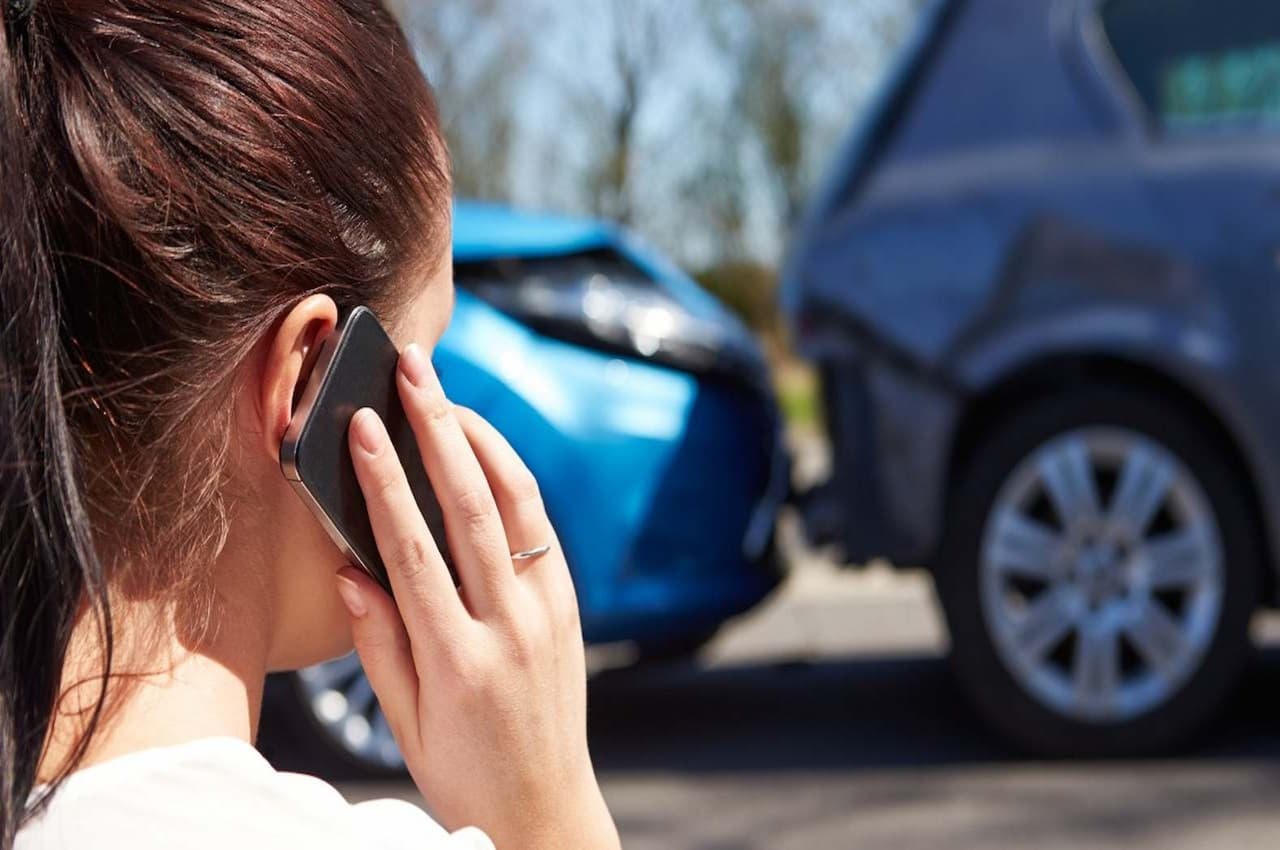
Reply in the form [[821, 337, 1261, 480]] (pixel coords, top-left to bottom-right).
[[280, 306, 453, 595]]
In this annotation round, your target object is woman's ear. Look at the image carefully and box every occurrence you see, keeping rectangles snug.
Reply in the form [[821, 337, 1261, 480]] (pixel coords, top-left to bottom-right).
[[255, 295, 340, 457]]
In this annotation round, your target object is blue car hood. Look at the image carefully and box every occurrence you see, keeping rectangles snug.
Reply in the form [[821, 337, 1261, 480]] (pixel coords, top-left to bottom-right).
[[453, 201, 614, 262], [452, 201, 752, 341]]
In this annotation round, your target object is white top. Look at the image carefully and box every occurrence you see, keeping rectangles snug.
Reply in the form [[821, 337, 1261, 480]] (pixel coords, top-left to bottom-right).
[[16, 737, 493, 850]]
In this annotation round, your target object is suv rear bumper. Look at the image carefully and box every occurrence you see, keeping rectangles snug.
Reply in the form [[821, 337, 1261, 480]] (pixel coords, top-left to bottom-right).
[[800, 357, 958, 567]]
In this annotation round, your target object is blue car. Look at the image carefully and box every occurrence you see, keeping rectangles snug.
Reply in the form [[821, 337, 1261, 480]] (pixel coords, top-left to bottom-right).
[[262, 202, 788, 774]]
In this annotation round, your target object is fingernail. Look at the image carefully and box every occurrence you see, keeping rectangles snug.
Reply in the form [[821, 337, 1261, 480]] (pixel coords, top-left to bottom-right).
[[352, 408, 385, 455], [400, 344, 432, 388], [336, 570, 367, 618]]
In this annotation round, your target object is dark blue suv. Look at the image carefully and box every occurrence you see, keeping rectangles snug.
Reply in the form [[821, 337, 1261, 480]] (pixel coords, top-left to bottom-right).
[[786, 0, 1280, 755]]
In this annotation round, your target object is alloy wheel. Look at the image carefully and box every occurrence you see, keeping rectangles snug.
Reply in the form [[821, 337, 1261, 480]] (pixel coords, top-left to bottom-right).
[[979, 427, 1224, 723]]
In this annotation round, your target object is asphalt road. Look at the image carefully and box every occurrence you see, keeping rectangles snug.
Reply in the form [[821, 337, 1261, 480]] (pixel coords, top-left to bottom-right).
[[339, 547, 1280, 849]]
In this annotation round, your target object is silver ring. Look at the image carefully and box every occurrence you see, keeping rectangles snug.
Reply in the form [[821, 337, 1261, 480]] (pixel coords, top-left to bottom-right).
[[511, 544, 552, 561]]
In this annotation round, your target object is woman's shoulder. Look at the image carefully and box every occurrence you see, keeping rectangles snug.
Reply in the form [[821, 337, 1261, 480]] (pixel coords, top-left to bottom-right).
[[17, 737, 491, 850]]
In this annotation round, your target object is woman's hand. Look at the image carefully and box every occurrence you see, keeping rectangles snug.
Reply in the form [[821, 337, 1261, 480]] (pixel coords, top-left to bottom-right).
[[333, 343, 620, 850]]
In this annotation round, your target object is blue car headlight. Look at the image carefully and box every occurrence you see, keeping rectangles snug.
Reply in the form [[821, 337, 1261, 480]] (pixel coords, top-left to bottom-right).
[[457, 250, 762, 380]]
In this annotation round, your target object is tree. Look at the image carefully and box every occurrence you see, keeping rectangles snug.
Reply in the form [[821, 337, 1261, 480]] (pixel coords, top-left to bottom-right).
[[570, 0, 672, 226], [687, 0, 931, 266], [387, 0, 930, 274], [727, 2, 818, 227], [387, 0, 531, 200]]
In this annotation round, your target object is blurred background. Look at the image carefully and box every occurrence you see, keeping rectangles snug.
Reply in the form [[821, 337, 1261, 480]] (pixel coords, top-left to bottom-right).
[[259, 0, 1280, 847], [386, 0, 923, 351]]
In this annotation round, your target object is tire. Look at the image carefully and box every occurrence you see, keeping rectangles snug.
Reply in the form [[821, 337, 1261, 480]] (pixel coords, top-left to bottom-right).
[[258, 660, 407, 780], [936, 386, 1260, 756], [633, 627, 720, 665]]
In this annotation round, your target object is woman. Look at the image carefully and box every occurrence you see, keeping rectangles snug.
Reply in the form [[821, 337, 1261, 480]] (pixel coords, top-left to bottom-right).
[[0, 1, 621, 848]]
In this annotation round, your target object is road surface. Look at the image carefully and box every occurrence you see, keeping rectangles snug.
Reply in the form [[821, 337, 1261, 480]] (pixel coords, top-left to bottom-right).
[[339, 543, 1280, 849]]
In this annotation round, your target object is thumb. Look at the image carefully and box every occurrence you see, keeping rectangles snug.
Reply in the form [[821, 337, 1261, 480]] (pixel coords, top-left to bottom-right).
[[335, 566, 421, 753]]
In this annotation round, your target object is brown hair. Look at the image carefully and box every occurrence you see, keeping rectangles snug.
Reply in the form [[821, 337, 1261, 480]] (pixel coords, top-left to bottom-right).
[[0, 1, 449, 843]]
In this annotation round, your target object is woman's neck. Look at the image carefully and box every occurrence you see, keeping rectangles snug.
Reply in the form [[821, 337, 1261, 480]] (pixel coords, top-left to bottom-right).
[[37, 570, 272, 783]]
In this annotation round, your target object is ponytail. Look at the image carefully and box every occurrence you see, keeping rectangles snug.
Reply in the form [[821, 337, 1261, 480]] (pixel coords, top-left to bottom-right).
[[0, 6, 113, 847]]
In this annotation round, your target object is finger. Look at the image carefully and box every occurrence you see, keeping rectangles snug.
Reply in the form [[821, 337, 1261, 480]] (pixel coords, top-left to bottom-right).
[[453, 406, 555, 560], [335, 566, 421, 755], [396, 344, 514, 617], [348, 408, 467, 645], [453, 407, 577, 630]]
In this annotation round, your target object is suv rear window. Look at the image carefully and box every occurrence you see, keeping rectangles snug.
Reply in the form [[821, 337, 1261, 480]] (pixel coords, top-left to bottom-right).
[[1101, 0, 1280, 131]]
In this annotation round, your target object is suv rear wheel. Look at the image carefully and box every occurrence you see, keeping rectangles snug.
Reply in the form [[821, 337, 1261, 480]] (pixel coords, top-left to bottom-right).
[[937, 386, 1259, 755]]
